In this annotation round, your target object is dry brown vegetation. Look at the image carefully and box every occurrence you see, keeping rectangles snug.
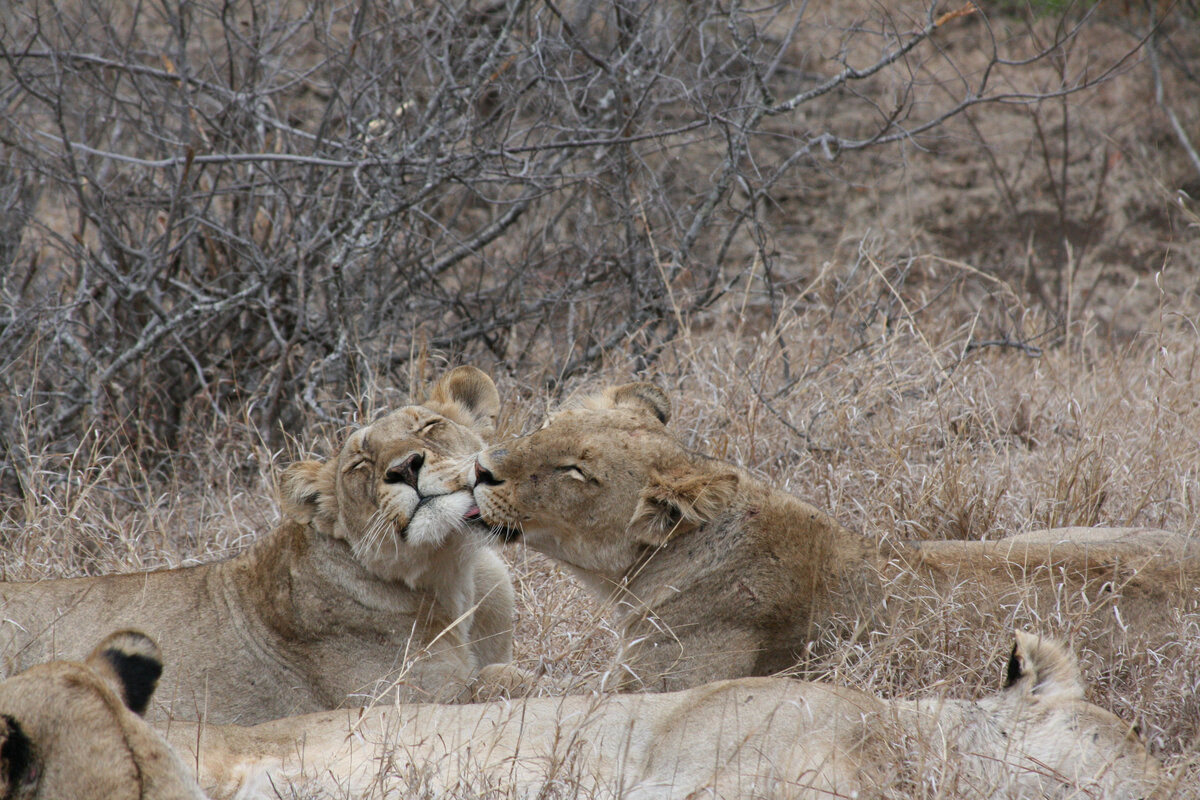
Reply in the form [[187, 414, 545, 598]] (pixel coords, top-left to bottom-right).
[[3, 0, 1200, 795]]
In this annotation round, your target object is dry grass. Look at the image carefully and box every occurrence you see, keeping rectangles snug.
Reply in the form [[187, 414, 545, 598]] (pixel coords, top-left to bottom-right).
[[8, 261, 1199, 796]]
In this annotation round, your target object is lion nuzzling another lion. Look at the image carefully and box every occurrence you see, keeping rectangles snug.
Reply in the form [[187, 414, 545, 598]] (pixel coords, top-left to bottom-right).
[[0, 366, 520, 724], [171, 630, 1162, 800], [472, 381, 1200, 692]]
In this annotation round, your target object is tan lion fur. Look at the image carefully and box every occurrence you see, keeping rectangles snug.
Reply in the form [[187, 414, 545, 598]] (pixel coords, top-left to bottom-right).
[[0, 631, 207, 800], [0, 367, 517, 724], [168, 631, 1162, 800], [472, 382, 1200, 691]]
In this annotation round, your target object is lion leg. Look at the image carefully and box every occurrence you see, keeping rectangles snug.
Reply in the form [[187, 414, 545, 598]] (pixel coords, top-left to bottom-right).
[[467, 662, 543, 701], [468, 549, 516, 667]]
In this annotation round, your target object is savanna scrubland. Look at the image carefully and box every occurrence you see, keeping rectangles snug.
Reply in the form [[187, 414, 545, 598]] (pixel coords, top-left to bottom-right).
[[2, 0, 1199, 795]]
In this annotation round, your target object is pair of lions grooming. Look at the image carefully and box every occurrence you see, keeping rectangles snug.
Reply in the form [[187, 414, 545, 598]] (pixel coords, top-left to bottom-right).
[[472, 382, 1200, 692], [166, 629, 1161, 799], [0, 367, 519, 724]]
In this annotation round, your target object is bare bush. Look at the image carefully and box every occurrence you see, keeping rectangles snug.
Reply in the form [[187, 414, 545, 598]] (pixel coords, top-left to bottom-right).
[[1, 0, 1175, 476]]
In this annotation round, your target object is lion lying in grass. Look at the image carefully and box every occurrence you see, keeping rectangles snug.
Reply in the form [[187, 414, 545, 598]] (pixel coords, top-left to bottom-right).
[[472, 381, 1200, 691], [171, 630, 1161, 800], [0, 366, 517, 724], [0, 630, 206, 800]]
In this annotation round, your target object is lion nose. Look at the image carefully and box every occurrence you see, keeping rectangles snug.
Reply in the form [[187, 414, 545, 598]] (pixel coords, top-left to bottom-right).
[[474, 460, 501, 486], [385, 453, 423, 489]]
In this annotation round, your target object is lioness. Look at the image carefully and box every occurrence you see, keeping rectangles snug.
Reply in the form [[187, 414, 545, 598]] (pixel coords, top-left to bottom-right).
[[0, 630, 207, 800], [0, 366, 516, 724], [171, 631, 1161, 800], [472, 382, 1200, 691]]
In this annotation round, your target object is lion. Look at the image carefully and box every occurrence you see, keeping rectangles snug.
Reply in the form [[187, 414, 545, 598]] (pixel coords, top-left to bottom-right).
[[0, 630, 207, 800], [471, 382, 1200, 691], [0, 366, 518, 724], [169, 630, 1162, 800]]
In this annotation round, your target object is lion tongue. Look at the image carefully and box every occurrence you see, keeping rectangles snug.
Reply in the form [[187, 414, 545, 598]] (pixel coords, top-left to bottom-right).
[[464, 505, 482, 522]]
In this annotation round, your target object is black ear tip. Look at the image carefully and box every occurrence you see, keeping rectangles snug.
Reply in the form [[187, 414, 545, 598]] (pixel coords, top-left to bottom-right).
[[1004, 641, 1022, 688], [0, 714, 33, 790], [104, 649, 163, 715], [96, 631, 163, 716]]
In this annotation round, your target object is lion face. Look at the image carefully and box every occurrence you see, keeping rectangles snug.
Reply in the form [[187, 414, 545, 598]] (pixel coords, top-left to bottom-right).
[[0, 631, 204, 800], [472, 382, 738, 583], [284, 366, 501, 586]]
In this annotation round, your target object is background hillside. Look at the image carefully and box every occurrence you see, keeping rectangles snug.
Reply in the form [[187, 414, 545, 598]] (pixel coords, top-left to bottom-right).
[[2, 0, 1199, 795]]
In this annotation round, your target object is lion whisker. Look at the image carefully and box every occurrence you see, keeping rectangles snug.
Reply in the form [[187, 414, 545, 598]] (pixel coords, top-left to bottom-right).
[[355, 508, 395, 563]]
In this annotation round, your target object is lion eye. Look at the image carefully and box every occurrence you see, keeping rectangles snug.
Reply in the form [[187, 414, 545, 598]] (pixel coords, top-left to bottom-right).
[[417, 419, 442, 435], [557, 465, 589, 482], [345, 458, 371, 474]]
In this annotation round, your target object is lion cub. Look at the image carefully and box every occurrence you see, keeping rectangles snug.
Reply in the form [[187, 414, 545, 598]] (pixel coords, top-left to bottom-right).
[[0, 366, 517, 724], [0, 630, 207, 800]]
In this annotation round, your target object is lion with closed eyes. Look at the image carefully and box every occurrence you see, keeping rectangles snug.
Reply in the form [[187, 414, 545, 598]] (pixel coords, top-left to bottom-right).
[[174, 631, 1163, 800], [0, 366, 518, 725], [471, 381, 1200, 693]]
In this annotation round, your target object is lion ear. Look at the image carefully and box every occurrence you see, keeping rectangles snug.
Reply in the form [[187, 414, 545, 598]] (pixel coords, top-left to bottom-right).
[[427, 366, 500, 435], [85, 631, 164, 716], [1004, 630, 1083, 701], [596, 382, 670, 425], [281, 459, 338, 533], [632, 468, 738, 547], [0, 714, 34, 795], [0, 716, 33, 796]]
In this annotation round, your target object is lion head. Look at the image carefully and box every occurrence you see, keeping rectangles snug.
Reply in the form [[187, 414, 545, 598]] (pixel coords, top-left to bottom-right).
[[472, 382, 739, 582], [0, 631, 206, 800], [991, 630, 1162, 797], [897, 629, 1164, 799], [282, 365, 501, 586]]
